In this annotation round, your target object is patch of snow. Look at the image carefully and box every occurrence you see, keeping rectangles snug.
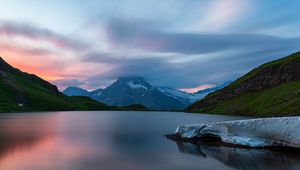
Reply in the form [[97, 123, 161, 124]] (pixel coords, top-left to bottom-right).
[[158, 87, 190, 101], [157, 86, 212, 103], [156, 82, 230, 103], [175, 117, 300, 148], [127, 81, 148, 90]]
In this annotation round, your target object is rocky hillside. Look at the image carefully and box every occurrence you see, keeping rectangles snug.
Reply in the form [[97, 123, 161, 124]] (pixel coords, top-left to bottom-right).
[[187, 51, 300, 117], [0, 57, 111, 112]]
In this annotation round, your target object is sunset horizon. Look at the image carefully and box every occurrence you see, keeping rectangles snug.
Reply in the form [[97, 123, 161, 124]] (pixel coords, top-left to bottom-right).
[[1, 0, 300, 92]]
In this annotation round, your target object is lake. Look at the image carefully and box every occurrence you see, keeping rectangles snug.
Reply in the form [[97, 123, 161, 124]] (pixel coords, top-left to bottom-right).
[[0, 111, 299, 170]]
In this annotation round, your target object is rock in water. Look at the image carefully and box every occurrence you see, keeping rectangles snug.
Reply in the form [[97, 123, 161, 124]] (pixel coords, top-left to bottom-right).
[[175, 117, 300, 148]]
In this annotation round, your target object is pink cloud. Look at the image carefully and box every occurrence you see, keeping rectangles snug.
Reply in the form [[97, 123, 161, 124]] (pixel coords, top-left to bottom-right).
[[0, 41, 67, 80], [0, 20, 88, 50], [180, 84, 215, 93]]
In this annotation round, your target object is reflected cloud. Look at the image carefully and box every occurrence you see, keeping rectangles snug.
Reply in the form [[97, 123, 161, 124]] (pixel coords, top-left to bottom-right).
[[0, 114, 57, 161]]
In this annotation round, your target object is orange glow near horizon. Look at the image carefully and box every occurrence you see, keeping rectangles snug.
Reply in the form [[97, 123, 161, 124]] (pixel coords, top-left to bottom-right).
[[0, 39, 65, 81], [1, 55, 63, 81], [180, 84, 215, 93]]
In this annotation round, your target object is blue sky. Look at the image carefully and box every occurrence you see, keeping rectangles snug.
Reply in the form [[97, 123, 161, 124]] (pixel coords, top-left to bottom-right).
[[1, 0, 300, 91]]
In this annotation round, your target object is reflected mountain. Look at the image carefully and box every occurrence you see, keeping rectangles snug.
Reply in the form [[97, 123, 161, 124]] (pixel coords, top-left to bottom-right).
[[171, 140, 300, 170]]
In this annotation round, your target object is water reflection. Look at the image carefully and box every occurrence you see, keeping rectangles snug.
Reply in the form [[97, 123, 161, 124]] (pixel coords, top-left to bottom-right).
[[0, 111, 247, 170], [0, 114, 56, 159], [174, 141, 300, 170]]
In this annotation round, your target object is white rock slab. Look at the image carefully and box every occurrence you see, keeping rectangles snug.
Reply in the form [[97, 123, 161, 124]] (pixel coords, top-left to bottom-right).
[[175, 117, 300, 148]]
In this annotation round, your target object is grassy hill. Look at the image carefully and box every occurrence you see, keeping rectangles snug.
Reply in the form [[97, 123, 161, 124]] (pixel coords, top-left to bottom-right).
[[0, 57, 111, 112], [187, 51, 300, 117]]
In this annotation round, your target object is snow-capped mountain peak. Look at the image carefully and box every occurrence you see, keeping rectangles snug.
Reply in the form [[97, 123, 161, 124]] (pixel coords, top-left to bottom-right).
[[156, 86, 191, 102], [127, 81, 148, 90], [62, 77, 230, 110]]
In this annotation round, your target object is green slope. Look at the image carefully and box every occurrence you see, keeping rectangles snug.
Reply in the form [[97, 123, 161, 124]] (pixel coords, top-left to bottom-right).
[[187, 51, 300, 117], [0, 57, 111, 112]]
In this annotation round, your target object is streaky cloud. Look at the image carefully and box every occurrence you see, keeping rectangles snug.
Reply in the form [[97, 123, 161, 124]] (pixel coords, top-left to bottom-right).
[[0, 20, 89, 50], [105, 17, 300, 55]]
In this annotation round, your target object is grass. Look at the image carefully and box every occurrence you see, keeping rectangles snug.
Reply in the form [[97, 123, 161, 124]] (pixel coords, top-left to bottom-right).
[[195, 80, 300, 117], [190, 51, 300, 117], [229, 51, 300, 88]]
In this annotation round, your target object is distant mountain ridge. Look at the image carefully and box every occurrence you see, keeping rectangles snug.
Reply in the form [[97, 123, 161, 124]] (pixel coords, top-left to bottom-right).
[[0, 56, 111, 112], [63, 77, 228, 110], [188, 51, 300, 116], [63, 86, 90, 97]]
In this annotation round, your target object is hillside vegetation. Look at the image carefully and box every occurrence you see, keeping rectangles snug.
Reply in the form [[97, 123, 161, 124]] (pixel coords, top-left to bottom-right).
[[187, 51, 300, 117]]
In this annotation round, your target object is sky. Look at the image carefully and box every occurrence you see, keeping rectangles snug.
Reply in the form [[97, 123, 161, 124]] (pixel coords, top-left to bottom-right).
[[1, 0, 300, 92]]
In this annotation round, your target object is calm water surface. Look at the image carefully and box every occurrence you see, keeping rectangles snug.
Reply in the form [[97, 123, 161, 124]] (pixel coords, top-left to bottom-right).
[[0, 111, 299, 170]]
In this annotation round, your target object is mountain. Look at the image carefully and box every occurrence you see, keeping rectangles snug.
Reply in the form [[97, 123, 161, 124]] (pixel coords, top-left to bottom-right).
[[156, 86, 192, 104], [89, 89, 104, 98], [63, 87, 90, 97], [95, 77, 188, 110], [63, 87, 104, 100], [156, 82, 230, 104], [187, 51, 300, 117], [63, 77, 228, 110], [0, 57, 111, 112], [64, 77, 192, 110]]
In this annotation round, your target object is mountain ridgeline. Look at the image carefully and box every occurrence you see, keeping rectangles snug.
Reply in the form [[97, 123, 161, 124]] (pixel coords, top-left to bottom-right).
[[96, 77, 188, 110], [65, 77, 188, 110], [188, 51, 300, 117], [64, 77, 228, 110], [0, 57, 111, 112]]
